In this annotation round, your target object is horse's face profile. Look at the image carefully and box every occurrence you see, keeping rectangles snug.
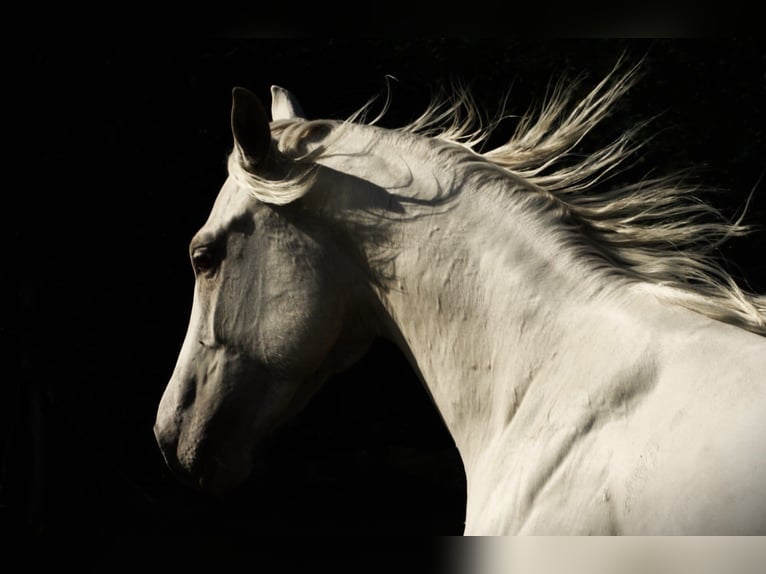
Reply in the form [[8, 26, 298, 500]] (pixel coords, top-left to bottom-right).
[[154, 88, 373, 493]]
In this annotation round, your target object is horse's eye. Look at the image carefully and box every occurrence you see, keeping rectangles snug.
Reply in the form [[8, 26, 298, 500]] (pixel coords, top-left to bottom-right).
[[191, 247, 216, 274]]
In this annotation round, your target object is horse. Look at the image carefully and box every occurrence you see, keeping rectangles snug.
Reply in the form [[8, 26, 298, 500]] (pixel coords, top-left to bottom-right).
[[154, 62, 766, 534]]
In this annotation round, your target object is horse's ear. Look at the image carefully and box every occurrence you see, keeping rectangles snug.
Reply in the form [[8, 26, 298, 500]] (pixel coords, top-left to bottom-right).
[[270, 85, 306, 120], [231, 87, 272, 169]]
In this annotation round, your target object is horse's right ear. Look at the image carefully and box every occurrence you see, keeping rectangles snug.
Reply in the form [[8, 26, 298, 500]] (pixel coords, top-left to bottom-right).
[[270, 85, 306, 120], [231, 87, 272, 170]]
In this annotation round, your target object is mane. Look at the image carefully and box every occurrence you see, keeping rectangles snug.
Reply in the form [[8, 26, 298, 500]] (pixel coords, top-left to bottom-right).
[[230, 60, 766, 335]]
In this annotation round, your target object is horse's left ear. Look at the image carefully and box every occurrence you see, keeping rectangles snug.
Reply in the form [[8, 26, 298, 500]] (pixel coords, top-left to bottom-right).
[[231, 87, 272, 169], [270, 85, 306, 120]]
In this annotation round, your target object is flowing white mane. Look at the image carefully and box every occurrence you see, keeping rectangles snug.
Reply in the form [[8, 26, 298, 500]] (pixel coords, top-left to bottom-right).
[[229, 61, 766, 335]]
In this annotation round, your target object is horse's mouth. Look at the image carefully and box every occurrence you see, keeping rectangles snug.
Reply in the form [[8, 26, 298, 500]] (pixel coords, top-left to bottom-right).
[[155, 425, 254, 496]]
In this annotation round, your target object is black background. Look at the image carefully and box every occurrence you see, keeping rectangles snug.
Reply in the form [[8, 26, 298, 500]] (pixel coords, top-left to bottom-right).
[[4, 38, 766, 563]]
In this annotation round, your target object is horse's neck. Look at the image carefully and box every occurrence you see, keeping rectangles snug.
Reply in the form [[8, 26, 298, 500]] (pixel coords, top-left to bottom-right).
[[317, 133, 675, 468], [365, 182, 674, 473]]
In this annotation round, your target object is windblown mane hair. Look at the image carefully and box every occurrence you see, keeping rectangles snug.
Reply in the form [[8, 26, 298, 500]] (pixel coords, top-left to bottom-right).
[[230, 60, 766, 335]]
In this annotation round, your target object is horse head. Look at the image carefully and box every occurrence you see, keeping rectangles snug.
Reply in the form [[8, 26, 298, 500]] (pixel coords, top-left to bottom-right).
[[154, 87, 375, 493]]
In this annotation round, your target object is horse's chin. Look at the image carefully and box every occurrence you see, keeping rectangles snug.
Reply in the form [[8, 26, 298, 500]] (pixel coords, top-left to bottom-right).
[[192, 451, 254, 496]]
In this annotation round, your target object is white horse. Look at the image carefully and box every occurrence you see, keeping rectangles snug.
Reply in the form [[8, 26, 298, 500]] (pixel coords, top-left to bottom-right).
[[155, 63, 766, 534]]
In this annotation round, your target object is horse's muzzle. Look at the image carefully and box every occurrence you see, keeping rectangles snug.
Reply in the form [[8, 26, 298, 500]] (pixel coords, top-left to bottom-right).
[[153, 419, 252, 495]]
